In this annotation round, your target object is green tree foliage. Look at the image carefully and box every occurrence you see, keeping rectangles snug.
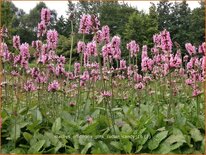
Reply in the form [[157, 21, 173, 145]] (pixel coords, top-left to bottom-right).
[[189, 1, 205, 46], [99, 2, 136, 36], [156, 0, 204, 54], [124, 11, 158, 47], [1, 1, 18, 27], [1, 0, 205, 58], [157, 0, 173, 31]]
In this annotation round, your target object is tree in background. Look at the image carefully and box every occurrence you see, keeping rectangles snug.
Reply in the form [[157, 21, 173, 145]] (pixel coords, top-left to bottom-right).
[[1, 0, 205, 59], [157, 0, 173, 31], [124, 9, 158, 47], [189, 1, 205, 46], [169, 0, 192, 54]]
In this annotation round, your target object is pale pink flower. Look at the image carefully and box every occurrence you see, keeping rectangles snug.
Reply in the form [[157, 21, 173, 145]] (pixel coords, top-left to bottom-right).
[[37, 21, 47, 38], [153, 34, 161, 46], [13, 35, 20, 49], [102, 25, 110, 43], [133, 72, 142, 83], [127, 40, 139, 58], [78, 14, 92, 34], [68, 102, 76, 107], [77, 41, 86, 53], [192, 89, 202, 97], [111, 36, 121, 48], [91, 15, 100, 32], [41, 8, 51, 25], [74, 62, 80, 76], [119, 59, 126, 70], [135, 82, 144, 89], [185, 43, 196, 56], [24, 80, 37, 92], [94, 30, 103, 43], [48, 80, 59, 92], [86, 42, 97, 57], [86, 116, 93, 124], [32, 40, 42, 51], [19, 43, 30, 59], [183, 55, 189, 62], [80, 70, 90, 81], [101, 91, 112, 98], [47, 29, 58, 49], [160, 29, 172, 51]]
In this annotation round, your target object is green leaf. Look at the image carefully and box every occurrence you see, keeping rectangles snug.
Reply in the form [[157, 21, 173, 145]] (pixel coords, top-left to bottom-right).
[[30, 108, 43, 124], [79, 135, 93, 145], [97, 96, 104, 104], [201, 139, 205, 153], [83, 122, 98, 135], [121, 139, 132, 153], [19, 122, 29, 128], [45, 132, 58, 145], [52, 117, 61, 133], [91, 141, 111, 154], [190, 128, 203, 142], [23, 132, 33, 142], [28, 140, 45, 153], [158, 133, 186, 154], [135, 145, 143, 153], [122, 124, 132, 133], [111, 108, 122, 112], [81, 142, 93, 154], [148, 131, 168, 150], [19, 107, 28, 115], [110, 141, 122, 150], [98, 141, 110, 153], [10, 148, 26, 154], [10, 124, 20, 141], [165, 134, 186, 144], [141, 133, 150, 145]]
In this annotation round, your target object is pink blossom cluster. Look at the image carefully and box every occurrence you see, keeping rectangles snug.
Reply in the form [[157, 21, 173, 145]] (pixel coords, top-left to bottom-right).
[[1, 8, 205, 108], [41, 8, 51, 25], [47, 30, 58, 49], [48, 80, 60, 92], [78, 14, 100, 34], [24, 80, 37, 92], [185, 54, 204, 97], [127, 40, 139, 58], [160, 29, 173, 52], [37, 8, 51, 37], [102, 36, 121, 65], [141, 45, 154, 72], [13, 43, 30, 69]]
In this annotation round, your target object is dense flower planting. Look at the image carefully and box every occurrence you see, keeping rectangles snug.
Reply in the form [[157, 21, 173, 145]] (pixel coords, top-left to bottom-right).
[[0, 8, 205, 154]]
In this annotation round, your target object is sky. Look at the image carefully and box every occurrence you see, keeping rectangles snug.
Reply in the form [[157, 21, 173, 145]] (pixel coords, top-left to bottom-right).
[[12, 1, 201, 18]]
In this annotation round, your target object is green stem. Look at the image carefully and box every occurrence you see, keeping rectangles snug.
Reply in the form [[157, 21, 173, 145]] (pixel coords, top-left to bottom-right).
[[69, 20, 74, 71], [80, 35, 85, 72], [110, 75, 116, 134], [76, 78, 81, 120], [196, 95, 199, 125], [167, 73, 173, 123]]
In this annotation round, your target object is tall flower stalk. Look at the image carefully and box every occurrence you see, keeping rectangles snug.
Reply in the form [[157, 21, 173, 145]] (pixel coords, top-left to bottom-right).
[[69, 20, 74, 71]]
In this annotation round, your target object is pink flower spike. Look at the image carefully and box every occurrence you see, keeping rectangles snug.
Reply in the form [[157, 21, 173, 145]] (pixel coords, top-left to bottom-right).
[[185, 43, 196, 56], [101, 91, 112, 98], [48, 80, 60, 92], [77, 41, 86, 53], [41, 8, 51, 25], [47, 29, 58, 49], [13, 35, 20, 49]]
